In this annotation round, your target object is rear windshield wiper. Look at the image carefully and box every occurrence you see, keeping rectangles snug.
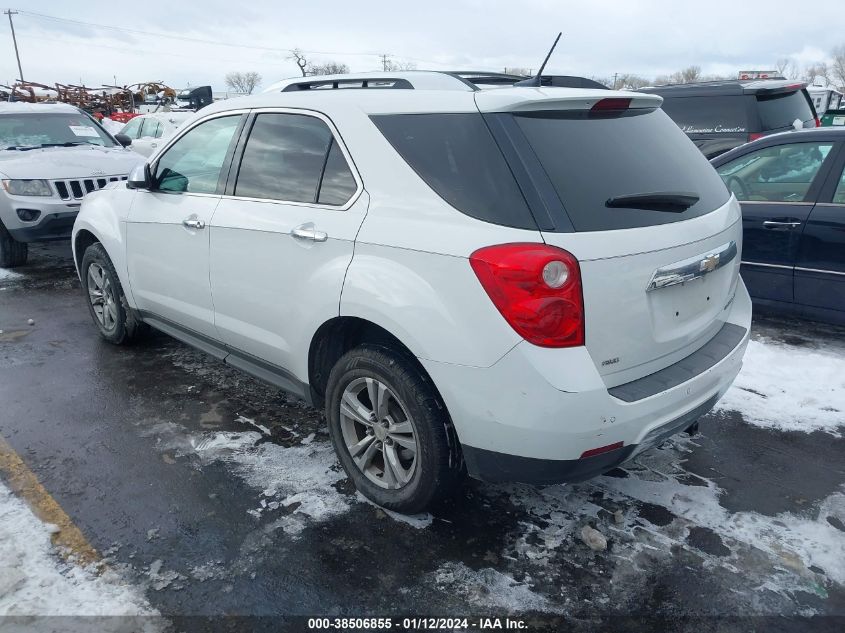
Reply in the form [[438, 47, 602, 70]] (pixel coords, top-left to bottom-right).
[[606, 191, 699, 213], [3, 145, 41, 151]]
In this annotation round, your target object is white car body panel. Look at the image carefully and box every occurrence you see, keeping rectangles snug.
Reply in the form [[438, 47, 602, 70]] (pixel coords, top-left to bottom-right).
[[71, 79, 752, 484], [210, 190, 370, 381], [126, 191, 220, 339]]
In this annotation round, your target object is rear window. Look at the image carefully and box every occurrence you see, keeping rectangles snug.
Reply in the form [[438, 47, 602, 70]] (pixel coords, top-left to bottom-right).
[[371, 113, 536, 230], [757, 90, 815, 131], [512, 108, 731, 232], [657, 96, 748, 134]]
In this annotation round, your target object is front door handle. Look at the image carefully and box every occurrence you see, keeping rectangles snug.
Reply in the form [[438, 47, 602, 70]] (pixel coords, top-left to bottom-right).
[[763, 220, 802, 229], [291, 222, 328, 242], [182, 218, 205, 230]]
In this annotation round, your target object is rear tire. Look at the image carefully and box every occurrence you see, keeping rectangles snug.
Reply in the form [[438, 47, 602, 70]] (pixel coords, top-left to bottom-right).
[[0, 221, 28, 268], [326, 345, 462, 514], [81, 242, 145, 345]]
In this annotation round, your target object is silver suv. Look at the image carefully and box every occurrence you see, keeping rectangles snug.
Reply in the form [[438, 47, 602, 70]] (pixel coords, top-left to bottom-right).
[[0, 102, 141, 267]]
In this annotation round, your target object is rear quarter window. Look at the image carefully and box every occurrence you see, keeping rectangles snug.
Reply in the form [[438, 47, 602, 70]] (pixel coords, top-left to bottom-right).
[[371, 113, 537, 230]]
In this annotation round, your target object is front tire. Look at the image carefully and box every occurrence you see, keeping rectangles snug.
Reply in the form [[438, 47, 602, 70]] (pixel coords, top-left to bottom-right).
[[326, 345, 462, 513], [0, 221, 28, 268], [80, 242, 144, 345]]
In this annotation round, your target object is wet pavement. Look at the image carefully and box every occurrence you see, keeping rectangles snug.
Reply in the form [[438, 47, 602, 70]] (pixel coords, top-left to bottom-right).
[[1, 242, 844, 630]]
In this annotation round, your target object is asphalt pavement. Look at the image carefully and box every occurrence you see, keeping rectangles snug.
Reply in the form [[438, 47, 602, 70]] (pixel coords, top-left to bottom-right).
[[1, 242, 844, 632]]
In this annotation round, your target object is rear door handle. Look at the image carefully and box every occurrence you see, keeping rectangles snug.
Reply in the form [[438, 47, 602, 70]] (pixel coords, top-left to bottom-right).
[[763, 220, 802, 229], [291, 222, 328, 242], [182, 218, 205, 230]]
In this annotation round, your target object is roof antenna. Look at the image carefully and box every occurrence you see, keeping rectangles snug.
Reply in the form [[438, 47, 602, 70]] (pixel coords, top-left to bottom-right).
[[514, 32, 562, 87]]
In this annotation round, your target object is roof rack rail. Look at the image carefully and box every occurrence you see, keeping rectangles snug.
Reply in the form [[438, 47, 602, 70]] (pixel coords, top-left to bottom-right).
[[281, 77, 414, 92]]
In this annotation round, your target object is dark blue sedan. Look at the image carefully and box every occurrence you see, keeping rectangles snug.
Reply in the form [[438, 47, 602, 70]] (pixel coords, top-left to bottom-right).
[[711, 128, 845, 325]]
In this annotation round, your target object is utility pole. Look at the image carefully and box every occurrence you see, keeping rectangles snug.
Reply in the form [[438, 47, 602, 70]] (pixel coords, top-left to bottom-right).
[[612, 72, 618, 90], [4, 10, 23, 82], [380, 53, 390, 72]]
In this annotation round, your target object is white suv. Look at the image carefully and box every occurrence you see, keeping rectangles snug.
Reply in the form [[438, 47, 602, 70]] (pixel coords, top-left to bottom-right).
[[72, 71, 751, 513]]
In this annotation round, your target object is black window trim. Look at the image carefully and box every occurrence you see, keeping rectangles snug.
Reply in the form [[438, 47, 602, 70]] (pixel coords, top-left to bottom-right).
[[223, 107, 363, 211], [148, 109, 249, 198]]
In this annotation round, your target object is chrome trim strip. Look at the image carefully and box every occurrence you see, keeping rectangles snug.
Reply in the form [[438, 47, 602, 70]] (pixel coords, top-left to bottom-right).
[[738, 200, 815, 206], [646, 241, 737, 292], [740, 260, 793, 271], [813, 202, 845, 207], [795, 266, 845, 277]]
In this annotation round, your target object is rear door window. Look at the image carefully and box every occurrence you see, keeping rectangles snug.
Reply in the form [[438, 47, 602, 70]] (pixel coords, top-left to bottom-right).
[[757, 91, 815, 131], [512, 108, 731, 232], [657, 96, 748, 134], [371, 113, 536, 229]]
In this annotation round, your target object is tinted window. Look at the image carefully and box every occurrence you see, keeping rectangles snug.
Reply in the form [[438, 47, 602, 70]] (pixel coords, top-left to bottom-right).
[[372, 113, 535, 229], [155, 115, 241, 194], [658, 96, 748, 134], [513, 108, 730, 232], [757, 91, 815, 130], [317, 139, 357, 205], [717, 142, 833, 202], [235, 113, 334, 203]]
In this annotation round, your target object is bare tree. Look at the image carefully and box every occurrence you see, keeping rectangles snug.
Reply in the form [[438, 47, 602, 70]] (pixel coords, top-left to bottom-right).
[[831, 46, 845, 91], [309, 61, 350, 76], [224, 71, 262, 94], [289, 49, 309, 77], [615, 73, 650, 90], [803, 62, 831, 86], [383, 59, 417, 71], [775, 58, 791, 76], [504, 67, 531, 77]]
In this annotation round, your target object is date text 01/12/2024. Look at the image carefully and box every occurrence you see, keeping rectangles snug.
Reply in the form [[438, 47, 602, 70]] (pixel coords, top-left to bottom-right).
[[306, 617, 528, 630]]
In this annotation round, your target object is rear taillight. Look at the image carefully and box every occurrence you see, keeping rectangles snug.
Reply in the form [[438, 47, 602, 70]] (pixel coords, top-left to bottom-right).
[[815, 117, 821, 128], [748, 132, 765, 142], [470, 243, 584, 348]]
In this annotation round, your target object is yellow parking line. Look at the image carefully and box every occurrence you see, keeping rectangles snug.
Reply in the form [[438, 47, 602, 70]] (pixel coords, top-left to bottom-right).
[[0, 435, 100, 567]]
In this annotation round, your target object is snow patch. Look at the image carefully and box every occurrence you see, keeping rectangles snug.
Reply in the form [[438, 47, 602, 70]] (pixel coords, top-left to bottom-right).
[[235, 415, 271, 436], [0, 268, 22, 281], [355, 492, 434, 529], [716, 338, 845, 435], [431, 562, 557, 613], [189, 431, 350, 533], [0, 482, 156, 617]]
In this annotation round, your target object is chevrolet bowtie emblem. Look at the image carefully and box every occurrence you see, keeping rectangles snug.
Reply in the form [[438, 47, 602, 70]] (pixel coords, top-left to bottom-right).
[[700, 254, 720, 272]]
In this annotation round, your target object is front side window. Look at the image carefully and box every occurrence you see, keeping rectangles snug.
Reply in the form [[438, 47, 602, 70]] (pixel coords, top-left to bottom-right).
[[141, 119, 161, 139], [0, 113, 117, 149], [716, 142, 833, 202], [121, 117, 143, 140], [234, 113, 356, 205], [155, 115, 242, 194]]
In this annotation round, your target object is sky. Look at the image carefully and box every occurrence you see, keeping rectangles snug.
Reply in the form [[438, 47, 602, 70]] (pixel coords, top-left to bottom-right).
[[1, 0, 842, 92]]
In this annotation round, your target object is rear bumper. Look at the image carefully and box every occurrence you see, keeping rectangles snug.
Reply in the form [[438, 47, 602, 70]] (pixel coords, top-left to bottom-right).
[[422, 279, 752, 484]]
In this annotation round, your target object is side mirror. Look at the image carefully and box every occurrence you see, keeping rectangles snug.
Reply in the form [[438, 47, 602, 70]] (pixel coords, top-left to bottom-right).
[[792, 118, 804, 131], [115, 133, 132, 147], [126, 163, 152, 190]]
